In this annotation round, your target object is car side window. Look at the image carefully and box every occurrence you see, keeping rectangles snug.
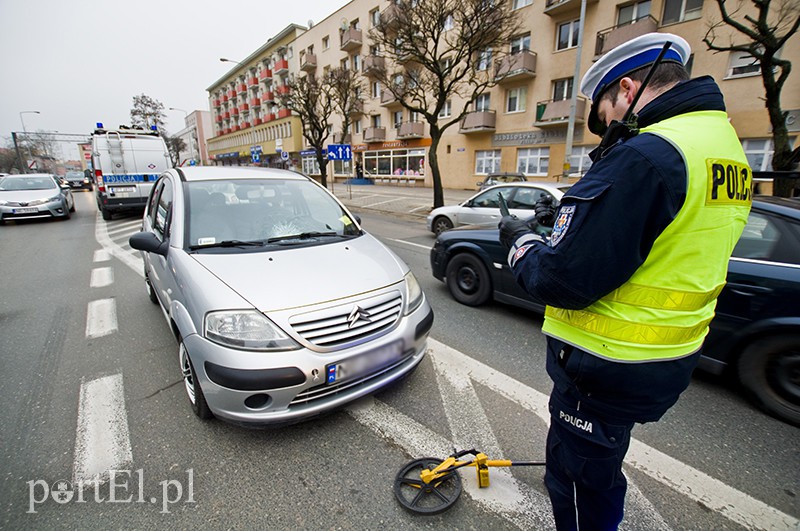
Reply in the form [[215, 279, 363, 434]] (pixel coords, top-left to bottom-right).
[[147, 180, 164, 229], [154, 180, 173, 241], [732, 211, 800, 265], [472, 187, 511, 208], [509, 189, 540, 210]]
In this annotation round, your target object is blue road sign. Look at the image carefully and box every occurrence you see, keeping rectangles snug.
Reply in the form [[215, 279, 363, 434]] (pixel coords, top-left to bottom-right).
[[327, 144, 352, 161]]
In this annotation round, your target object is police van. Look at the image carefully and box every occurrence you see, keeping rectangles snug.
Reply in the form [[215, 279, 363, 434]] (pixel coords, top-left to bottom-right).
[[91, 123, 171, 220]]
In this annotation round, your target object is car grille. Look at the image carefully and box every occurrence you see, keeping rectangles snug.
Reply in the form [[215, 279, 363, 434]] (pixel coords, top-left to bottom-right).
[[289, 291, 403, 349]]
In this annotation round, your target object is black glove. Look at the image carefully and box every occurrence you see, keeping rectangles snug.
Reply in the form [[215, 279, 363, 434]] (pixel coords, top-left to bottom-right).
[[499, 215, 534, 251], [534, 196, 559, 227]]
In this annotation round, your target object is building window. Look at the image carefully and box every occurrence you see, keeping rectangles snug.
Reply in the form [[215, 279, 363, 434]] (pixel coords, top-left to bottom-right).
[[662, 0, 703, 25], [513, 0, 532, 8], [364, 148, 426, 176], [333, 159, 353, 176], [556, 20, 580, 51], [511, 33, 531, 54], [352, 54, 361, 71], [322, 36, 330, 50], [354, 120, 362, 134], [443, 14, 455, 31], [302, 154, 321, 175], [371, 114, 382, 128], [474, 93, 491, 112], [341, 57, 350, 70], [568, 146, 596, 176], [372, 81, 381, 98], [477, 48, 492, 71], [370, 8, 380, 26], [517, 147, 550, 175], [741, 138, 775, 172], [438, 100, 452, 118], [727, 50, 761, 78], [617, 0, 651, 26], [553, 77, 574, 101], [393, 111, 403, 129], [475, 150, 501, 174], [506, 87, 527, 113]]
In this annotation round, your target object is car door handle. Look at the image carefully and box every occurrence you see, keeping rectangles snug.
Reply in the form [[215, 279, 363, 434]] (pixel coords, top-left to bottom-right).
[[726, 282, 773, 296]]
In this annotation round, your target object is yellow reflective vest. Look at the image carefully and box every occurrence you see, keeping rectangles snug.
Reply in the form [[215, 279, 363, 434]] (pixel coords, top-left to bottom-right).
[[543, 111, 752, 362]]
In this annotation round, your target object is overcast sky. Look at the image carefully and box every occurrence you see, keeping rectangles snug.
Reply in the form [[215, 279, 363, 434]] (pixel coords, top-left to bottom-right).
[[0, 0, 349, 159]]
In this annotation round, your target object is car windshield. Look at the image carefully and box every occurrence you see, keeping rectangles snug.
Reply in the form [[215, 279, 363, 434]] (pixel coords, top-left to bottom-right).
[[185, 179, 361, 250], [65, 172, 84, 179], [0, 176, 57, 191]]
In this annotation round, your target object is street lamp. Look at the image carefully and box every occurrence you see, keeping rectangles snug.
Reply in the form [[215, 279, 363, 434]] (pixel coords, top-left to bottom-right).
[[219, 57, 245, 67], [168, 107, 196, 165], [19, 110, 40, 173]]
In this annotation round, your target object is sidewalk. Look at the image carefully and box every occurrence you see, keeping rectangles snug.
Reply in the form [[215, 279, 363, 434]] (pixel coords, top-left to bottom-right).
[[331, 182, 475, 221]]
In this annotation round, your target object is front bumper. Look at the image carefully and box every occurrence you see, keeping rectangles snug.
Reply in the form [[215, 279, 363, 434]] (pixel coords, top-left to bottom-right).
[[183, 299, 434, 425], [0, 199, 69, 222]]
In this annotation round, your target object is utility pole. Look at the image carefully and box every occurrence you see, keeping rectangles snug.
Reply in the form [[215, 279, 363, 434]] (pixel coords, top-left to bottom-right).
[[561, 0, 587, 183], [12, 132, 25, 173]]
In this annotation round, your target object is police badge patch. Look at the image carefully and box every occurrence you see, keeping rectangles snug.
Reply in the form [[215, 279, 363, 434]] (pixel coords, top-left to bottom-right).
[[550, 205, 575, 247]]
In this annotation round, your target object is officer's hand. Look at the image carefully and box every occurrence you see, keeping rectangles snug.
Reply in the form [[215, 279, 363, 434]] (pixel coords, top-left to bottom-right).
[[499, 215, 533, 250], [534, 196, 558, 227]]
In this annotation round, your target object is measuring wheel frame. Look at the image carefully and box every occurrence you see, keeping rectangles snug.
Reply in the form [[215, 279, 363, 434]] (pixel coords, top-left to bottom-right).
[[393, 457, 464, 515]]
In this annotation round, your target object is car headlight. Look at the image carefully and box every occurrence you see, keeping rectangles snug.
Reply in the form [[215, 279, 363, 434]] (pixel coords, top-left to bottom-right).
[[0, 200, 7, 206], [404, 271, 424, 315], [205, 310, 300, 351]]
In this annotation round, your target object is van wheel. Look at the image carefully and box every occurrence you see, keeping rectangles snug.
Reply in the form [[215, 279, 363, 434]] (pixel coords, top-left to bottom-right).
[[101, 207, 112, 221], [445, 253, 492, 306], [738, 334, 800, 426], [179, 340, 213, 420]]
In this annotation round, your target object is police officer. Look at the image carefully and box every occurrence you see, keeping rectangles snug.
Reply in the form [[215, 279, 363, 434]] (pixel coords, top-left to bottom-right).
[[499, 33, 752, 530]]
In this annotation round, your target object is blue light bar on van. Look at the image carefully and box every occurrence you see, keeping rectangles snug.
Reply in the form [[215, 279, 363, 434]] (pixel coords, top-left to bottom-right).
[[150, 125, 157, 131], [96, 122, 103, 128]]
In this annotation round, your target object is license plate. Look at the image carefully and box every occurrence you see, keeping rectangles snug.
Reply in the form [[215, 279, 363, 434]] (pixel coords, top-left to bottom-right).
[[326, 341, 404, 384], [110, 186, 136, 194], [13, 207, 38, 214]]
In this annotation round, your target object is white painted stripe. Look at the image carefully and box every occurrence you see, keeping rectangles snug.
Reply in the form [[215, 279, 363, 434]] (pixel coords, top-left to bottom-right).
[[93, 249, 111, 262], [73, 374, 133, 484], [89, 267, 114, 288], [106, 222, 142, 236], [387, 238, 431, 251], [426, 339, 799, 530], [85, 298, 117, 338], [94, 210, 144, 277], [364, 197, 405, 208]]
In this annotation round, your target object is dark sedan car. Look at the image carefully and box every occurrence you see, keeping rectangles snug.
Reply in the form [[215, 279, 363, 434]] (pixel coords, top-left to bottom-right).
[[430, 196, 800, 425]]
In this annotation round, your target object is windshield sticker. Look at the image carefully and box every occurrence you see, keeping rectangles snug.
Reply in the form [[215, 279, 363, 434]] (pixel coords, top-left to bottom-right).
[[550, 205, 575, 247], [197, 237, 216, 245]]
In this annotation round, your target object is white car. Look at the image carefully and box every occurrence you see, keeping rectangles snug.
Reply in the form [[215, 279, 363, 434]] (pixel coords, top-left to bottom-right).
[[0, 173, 75, 224], [426, 182, 571, 235]]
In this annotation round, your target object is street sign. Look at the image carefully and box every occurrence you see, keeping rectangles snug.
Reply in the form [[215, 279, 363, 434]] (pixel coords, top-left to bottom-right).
[[250, 145, 262, 164], [327, 144, 352, 161], [280, 150, 290, 161]]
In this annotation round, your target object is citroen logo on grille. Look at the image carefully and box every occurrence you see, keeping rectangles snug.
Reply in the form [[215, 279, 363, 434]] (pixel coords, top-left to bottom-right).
[[347, 305, 372, 328]]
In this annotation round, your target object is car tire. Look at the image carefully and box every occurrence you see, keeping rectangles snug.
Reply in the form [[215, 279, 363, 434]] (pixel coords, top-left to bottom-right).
[[737, 334, 800, 426], [433, 216, 454, 235], [144, 269, 159, 305], [179, 340, 213, 420], [445, 253, 492, 306]]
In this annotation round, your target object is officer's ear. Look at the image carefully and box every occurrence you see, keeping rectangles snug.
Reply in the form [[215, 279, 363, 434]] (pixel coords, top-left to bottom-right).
[[618, 77, 638, 105]]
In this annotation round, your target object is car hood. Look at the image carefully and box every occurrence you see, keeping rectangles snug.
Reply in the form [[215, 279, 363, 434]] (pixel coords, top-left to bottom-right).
[[188, 233, 407, 312], [0, 189, 60, 202]]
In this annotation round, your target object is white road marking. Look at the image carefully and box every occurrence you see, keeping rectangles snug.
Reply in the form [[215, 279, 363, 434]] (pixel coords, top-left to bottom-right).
[[85, 298, 117, 338], [93, 249, 110, 262], [73, 374, 133, 484], [365, 197, 405, 208], [426, 339, 799, 530], [94, 211, 143, 277], [89, 267, 114, 288], [388, 238, 431, 251]]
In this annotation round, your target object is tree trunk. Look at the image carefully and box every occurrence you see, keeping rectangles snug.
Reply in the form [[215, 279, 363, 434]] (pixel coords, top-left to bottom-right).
[[428, 124, 444, 208], [316, 154, 328, 188]]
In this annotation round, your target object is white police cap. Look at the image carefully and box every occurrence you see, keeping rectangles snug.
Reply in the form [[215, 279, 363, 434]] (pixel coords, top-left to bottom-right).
[[580, 32, 691, 135]]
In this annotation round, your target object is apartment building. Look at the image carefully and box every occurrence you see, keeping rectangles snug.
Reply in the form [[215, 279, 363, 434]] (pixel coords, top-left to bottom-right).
[[206, 0, 799, 190], [172, 110, 213, 166]]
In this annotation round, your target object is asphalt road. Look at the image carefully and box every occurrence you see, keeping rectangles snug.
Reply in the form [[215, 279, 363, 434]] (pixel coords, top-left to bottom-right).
[[0, 189, 797, 530]]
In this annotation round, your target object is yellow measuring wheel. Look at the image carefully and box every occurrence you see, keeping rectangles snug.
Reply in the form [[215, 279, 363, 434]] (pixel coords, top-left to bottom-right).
[[393, 449, 545, 515]]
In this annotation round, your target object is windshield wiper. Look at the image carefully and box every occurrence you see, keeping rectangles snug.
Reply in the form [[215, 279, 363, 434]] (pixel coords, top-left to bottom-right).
[[189, 239, 265, 250], [266, 231, 340, 243]]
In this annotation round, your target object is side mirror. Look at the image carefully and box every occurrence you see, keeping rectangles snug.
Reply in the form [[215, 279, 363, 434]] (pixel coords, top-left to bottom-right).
[[476, 181, 484, 187], [129, 231, 169, 256]]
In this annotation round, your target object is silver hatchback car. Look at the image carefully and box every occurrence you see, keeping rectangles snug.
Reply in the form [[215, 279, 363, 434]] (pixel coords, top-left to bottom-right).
[[130, 167, 433, 426]]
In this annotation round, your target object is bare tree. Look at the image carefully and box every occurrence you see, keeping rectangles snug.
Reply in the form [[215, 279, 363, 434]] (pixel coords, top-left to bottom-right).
[[704, 0, 800, 196], [328, 67, 365, 151], [369, 0, 520, 207], [279, 75, 334, 187], [164, 135, 187, 167], [130, 94, 166, 132]]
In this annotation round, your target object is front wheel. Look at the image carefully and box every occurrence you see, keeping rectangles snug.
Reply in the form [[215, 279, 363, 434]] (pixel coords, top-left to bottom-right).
[[737, 334, 800, 426], [432, 216, 453, 236], [179, 340, 213, 420], [445, 253, 492, 306]]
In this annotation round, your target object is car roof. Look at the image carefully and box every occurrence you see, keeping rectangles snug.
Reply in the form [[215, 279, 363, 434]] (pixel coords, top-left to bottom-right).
[[752, 195, 800, 219], [2, 173, 56, 179], [478, 181, 571, 194], [174, 166, 312, 183]]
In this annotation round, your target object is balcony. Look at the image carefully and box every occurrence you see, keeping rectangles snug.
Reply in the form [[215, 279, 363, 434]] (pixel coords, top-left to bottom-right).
[[459, 110, 496, 134], [277, 108, 292, 119], [223, 127, 231, 135], [363, 55, 385, 76], [340, 28, 363, 52], [534, 97, 587, 128], [397, 121, 424, 139], [237, 83, 247, 94], [595, 16, 659, 57], [544, 0, 598, 16], [232, 125, 240, 132], [232, 107, 239, 116], [349, 100, 364, 115], [242, 121, 251, 129], [248, 76, 258, 87], [380, 90, 402, 107], [250, 98, 261, 108], [300, 53, 317, 72], [213, 98, 221, 107], [276, 85, 290, 96], [239, 103, 249, 113], [273, 59, 289, 74], [262, 90, 275, 103], [364, 127, 386, 142], [227, 89, 235, 99], [253, 117, 263, 126], [215, 114, 223, 123], [222, 94, 229, 102], [380, 3, 400, 26], [223, 111, 231, 119], [263, 112, 276, 122], [495, 50, 537, 82], [332, 132, 352, 144], [259, 68, 273, 81]]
